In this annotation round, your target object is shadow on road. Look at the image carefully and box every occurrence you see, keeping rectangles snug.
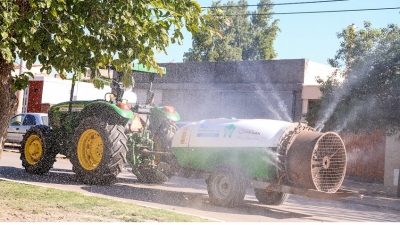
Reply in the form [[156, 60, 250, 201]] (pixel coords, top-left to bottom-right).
[[82, 182, 310, 220], [0, 165, 310, 220], [0, 166, 78, 185]]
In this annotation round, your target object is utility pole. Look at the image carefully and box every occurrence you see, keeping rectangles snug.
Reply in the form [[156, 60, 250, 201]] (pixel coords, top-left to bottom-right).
[[397, 168, 400, 198], [16, 59, 25, 114]]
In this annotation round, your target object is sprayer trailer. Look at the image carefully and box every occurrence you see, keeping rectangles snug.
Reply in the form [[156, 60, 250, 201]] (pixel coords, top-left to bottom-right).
[[168, 118, 354, 206]]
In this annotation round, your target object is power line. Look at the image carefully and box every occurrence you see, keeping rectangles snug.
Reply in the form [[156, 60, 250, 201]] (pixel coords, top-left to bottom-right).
[[202, 0, 350, 9], [221, 7, 400, 16]]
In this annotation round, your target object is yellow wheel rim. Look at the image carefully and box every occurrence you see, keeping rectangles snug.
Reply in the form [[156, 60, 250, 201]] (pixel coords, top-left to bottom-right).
[[77, 129, 103, 170], [24, 135, 43, 165]]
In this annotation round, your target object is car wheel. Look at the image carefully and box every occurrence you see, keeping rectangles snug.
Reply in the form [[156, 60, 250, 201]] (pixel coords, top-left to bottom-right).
[[254, 189, 289, 205]]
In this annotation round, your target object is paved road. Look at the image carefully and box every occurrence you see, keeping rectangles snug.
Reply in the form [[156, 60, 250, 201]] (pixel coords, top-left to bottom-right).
[[1, 151, 400, 222]]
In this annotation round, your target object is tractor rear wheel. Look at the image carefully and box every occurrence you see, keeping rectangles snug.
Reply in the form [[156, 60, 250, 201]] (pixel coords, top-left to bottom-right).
[[71, 116, 127, 185], [207, 166, 247, 207], [20, 125, 57, 174], [254, 189, 289, 205]]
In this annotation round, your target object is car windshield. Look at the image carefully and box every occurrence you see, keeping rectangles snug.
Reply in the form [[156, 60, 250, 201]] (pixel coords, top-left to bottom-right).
[[41, 116, 49, 126], [9, 115, 23, 126]]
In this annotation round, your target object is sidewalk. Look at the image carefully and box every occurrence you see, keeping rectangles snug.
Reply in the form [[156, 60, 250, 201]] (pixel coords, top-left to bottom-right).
[[337, 178, 400, 211]]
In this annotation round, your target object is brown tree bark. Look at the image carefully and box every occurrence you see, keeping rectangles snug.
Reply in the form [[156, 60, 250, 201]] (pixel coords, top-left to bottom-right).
[[0, 53, 18, 159]]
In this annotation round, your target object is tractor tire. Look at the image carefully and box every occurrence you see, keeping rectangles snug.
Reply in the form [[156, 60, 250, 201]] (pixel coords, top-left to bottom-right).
[[20, 125, 57, 175], [153, 119, 177, 156], [136, 118, 177, 183], [71, 116, 128, 185], [207, 166, 247, 207], [254, 189, 289, 205]]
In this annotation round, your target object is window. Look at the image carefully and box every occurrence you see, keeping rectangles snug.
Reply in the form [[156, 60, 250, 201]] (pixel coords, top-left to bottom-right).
[[9, 115, 23, 126], [41, 116, 49, 126], [22, 115, 36, 126]]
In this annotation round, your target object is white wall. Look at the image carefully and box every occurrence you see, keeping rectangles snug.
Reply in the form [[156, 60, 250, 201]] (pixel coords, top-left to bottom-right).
[[384, 133, 400, 195], [300, 61, 337, 115], [303, 60, 337, 85], [34, 76, 111, 104], [12, 64, 46, 76]]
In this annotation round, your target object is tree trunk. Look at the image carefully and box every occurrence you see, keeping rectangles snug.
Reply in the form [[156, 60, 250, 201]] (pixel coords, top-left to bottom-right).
[[0, 53, 18, 159]]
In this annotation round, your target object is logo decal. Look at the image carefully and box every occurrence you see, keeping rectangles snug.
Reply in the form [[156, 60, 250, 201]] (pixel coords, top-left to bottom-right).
[[224, 124, 236, 138]]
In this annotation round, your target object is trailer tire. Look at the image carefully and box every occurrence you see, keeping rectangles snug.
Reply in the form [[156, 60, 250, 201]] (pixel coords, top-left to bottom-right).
[[71, 116, 127, 185], [207, 166, 246, 207], [20, 125, 57, 175], [254, 189, 289, 205], [135, 167, 168, 184]]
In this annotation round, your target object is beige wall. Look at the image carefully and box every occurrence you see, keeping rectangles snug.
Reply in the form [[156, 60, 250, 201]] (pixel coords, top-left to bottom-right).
[[384, 133, 400, 195], [302, 85, 322, 99]]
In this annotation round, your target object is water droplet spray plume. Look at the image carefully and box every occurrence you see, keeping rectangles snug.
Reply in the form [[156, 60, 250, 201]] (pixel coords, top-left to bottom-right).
[[333, 97, 377, 133], [237, 64, 293, 122], [314, 58, 375, 132]]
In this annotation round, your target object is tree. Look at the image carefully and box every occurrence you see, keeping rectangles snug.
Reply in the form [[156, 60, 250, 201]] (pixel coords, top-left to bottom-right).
[[304, 22, 400, 134], [0, 0, 224, 158], [183, 0, 279, 62]]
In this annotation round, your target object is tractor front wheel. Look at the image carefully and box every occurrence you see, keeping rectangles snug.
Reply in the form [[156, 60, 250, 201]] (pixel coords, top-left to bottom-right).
[[71, 116, 127, 185], [20, 125, 57, 175], [254, 189, 289, 205]]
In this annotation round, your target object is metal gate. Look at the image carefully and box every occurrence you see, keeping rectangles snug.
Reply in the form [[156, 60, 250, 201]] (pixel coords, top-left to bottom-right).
[[340, 131, 386, 182]]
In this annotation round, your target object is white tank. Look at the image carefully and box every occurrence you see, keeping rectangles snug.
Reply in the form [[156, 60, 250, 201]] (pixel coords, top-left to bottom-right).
[[172, 118, 293, 148]]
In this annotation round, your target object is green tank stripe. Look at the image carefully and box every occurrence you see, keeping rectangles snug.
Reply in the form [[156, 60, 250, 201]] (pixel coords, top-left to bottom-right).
[[171, 147, 277, 179]]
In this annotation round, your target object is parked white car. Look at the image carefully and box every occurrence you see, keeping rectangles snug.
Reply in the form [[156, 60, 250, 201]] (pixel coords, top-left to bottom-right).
[[6, 113, 49, 144]]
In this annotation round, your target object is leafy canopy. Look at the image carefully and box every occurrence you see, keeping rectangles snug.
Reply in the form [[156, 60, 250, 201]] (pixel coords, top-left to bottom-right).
[[0, 0, 224, 89], [305, 22, 400, 134], [183, 0, 279, 62]]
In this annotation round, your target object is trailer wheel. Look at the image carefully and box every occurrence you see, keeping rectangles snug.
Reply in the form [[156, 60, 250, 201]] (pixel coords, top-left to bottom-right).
[[71, 116, 128, 185], [254, 189, 289, 205], [134, 167, 168, 184], [20, 125, 57, 175], [207, 166, 246, 207]]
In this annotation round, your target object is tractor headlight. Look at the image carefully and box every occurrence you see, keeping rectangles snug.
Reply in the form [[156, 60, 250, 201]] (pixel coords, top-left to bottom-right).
[[122, 91, 137, 105]]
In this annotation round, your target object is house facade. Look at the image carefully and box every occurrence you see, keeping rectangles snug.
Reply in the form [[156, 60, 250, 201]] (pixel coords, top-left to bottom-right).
[[134, 59, 335, 122]]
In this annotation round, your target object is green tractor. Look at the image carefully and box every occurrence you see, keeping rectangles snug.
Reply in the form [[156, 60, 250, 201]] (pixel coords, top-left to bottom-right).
[[20, 65, 180, 185]]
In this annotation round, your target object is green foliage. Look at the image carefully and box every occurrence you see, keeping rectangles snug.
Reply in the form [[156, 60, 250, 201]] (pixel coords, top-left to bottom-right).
[[0, 0, 222, 90], [305, 22, 400, 134], [10, 72, 33, 92], [183, 0, 279, 62]]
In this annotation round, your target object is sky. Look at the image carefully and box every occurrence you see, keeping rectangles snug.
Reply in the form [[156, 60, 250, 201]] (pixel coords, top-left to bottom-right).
[[154, 0, 400, 67]]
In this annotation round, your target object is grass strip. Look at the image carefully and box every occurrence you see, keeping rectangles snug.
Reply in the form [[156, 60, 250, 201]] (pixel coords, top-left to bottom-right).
[[0, 180, 212, 222]]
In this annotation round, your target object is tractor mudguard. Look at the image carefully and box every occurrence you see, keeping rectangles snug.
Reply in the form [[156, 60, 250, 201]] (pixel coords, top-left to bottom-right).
[[148, 106, 180, 133], [78, 101, 134, 125]]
